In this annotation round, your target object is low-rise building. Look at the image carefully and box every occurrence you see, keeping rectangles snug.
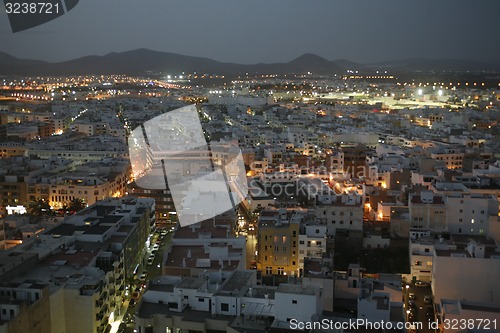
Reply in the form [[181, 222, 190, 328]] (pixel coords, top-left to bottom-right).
[[135, 270, 323, 333], [436, 299, 500, 333]]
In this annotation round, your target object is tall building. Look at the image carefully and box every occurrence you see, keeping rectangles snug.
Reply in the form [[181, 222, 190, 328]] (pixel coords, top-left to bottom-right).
[[342, 144, 371, 178], [0, 197, 155, 333], [257, 209, 300, 276], [128, 181, 175, 222]]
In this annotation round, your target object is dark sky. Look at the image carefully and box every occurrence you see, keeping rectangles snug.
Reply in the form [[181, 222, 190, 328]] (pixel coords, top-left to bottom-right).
[[1, 0, 499, 64]]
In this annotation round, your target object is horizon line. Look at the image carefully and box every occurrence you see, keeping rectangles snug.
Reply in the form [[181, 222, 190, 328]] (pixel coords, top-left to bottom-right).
[[1, 48, 498, 67]]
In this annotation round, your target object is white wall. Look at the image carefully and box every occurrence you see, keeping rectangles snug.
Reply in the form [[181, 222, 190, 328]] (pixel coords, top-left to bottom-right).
[[274, 290, 320, 323], [432, 255, 500, 303]]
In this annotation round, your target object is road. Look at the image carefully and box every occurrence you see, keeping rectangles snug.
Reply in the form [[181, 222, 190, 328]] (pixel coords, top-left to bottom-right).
[[245, 232, 257, 269], [116, 227, 174, 333], [238, 208, 258, 269], [404, 282, 436, 333]]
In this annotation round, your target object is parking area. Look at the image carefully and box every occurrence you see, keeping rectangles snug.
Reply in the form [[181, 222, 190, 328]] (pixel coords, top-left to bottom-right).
[[404, 281, 436, 333]]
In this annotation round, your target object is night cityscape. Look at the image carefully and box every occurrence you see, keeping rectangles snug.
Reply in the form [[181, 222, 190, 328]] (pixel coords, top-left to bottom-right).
[[0, 1, 500, 333]]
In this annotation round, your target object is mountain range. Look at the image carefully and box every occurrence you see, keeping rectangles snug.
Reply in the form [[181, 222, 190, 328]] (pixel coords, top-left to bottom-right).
[[0, 49, 498, 76]]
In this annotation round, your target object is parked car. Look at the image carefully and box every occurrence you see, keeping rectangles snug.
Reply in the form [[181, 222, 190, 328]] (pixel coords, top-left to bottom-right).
[[407, 323, 417, 333], [426, 306, 434, 319], [118, 322, 127, 333], [147, 258, 154, 265], [415, 280, 429, 287], [424, 295, 432, 304], [408, 292, 416, 300]]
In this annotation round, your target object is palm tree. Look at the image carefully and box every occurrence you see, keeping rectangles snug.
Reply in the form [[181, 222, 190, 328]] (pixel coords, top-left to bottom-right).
[[66, 198, 87, 214], [28, 198, 52, 217]]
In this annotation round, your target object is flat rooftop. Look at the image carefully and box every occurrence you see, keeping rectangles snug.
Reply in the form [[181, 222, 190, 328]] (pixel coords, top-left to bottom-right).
[[218, 271, 254, 295], [148, 283, 175, 293], [165, 245, 242, 271], [442, 299, 500, 315], [175, 277, 206, 290], [45, 250, 99, 268], [173, 218, 234, 239], [410, 194, 445, 205], [137, 301, 235, 322], [44, 222, 112, 236], [276, 284, 317, 296]]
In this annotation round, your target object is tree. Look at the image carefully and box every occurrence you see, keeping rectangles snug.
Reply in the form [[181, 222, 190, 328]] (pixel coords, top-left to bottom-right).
[[28, 198, 52, 217], [66, 198, 87, 214]]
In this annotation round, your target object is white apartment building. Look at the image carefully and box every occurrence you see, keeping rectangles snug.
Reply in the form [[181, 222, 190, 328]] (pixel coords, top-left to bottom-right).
[[408, 191, 447, 232], [135, 271, 322, 333], [436, 299, 500, 333], [446, 193, 499, 237], [315, 193, 363, 236], [298, 223, 327, 266], [409, 230, 442, 282], [432, 239, 500, 304]]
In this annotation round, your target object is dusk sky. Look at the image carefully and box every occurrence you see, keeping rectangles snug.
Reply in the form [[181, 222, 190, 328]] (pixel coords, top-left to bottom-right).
[[1, 0, 500, 64]]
